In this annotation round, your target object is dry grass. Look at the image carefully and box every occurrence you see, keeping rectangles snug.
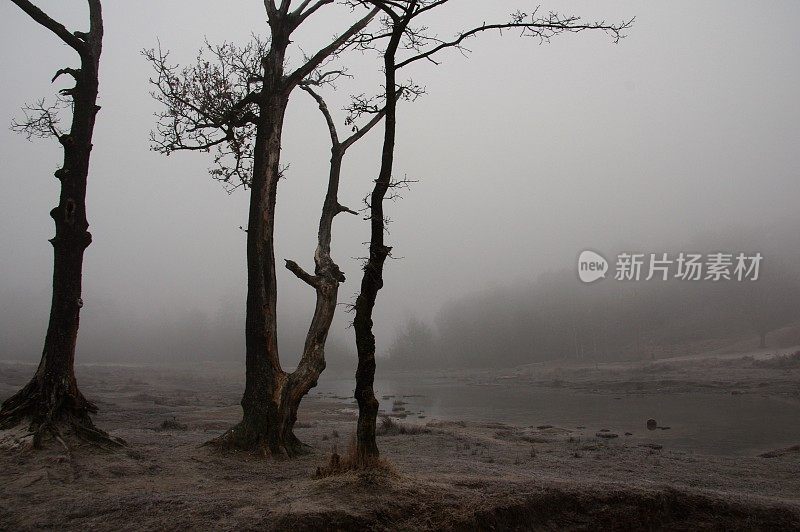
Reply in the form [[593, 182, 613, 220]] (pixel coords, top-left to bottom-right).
[[377, 416, 430, 436], [2, 362, 800, 530], [314, 434, 396, 478]]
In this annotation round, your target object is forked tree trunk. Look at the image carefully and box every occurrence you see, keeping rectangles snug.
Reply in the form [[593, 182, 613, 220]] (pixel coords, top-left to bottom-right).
[[213, 92, 349, 456], [209, 38, 340, 457], [207, 5, 378, 457], [0, 0, 119, 447]]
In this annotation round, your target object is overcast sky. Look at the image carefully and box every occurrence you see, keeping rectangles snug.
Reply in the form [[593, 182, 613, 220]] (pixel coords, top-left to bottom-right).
[[1, 1, 798, 363]]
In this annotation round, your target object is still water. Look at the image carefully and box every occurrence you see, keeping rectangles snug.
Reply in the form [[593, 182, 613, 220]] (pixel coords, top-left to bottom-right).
[[315, 372, 800, 457]]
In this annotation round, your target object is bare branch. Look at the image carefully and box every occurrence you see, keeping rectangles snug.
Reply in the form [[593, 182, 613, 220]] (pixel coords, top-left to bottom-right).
[[291, 0, 334, 27], [341, 106, 386, 151], [301, 79, 387, 153], [51, 68, 80, 83], [9, 0, 88, 55], [285, 7, 380, 88], [285, 259, 320, 288], [299, 84, 340, 147], [11, 97, 68, 141], [337, 203, 359, 216], [396, 10, 634, 69]]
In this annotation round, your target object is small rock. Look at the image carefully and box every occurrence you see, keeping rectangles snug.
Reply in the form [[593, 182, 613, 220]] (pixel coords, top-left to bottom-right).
[[646, 419, 658, 431]]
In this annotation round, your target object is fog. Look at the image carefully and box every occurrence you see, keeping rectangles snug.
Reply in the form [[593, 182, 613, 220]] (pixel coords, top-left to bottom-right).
[[1, 1, 799, 367]]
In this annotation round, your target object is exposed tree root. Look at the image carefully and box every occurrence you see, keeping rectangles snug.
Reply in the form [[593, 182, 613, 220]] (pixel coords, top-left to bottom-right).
[[204, 421, 310, 459], [0, 379, 124, 451]]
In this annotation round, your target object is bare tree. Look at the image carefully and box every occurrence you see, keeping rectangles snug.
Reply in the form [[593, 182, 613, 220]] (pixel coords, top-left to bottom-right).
[[146, 1, 380, 456], [348, 0, 633, 463], [0, 0, 121, 448]]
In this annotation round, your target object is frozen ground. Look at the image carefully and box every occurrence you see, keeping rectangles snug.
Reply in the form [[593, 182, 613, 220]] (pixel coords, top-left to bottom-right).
[[0, 355, 798, 530]]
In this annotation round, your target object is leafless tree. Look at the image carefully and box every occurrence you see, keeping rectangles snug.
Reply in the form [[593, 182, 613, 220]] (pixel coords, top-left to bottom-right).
[[146, 1, 381, 456], [0, 0, 121, 448], [347, 0, 633, 464]]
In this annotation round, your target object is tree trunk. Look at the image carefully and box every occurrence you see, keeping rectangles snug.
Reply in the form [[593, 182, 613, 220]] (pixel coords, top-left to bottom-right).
[[213, 97, 350, 457], [0, 3, 118, 447], [207, 6, 379, 457], [212, 75, 298, 453], [353, 31, 403, 463]]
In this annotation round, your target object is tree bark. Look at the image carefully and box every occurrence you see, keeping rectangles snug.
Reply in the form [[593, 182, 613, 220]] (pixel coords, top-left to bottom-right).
[[0, 1, 119, 447], [353, 27, 404, 463], [210, 27, 297, 454]]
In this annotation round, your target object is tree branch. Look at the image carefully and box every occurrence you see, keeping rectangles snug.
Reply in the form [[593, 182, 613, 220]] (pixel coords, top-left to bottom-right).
[[341, 106, 386, 151], [291, 0, 334, 27], [11, 97, 68, 141], [299, 84, 340, 147], [285, 6, 380, 88], [396, 13, 634, 69], [87, 0, 104, 54], [285, 259, 320, 288], [51, 68, 80, 83], [337, 203, 359, 216], [9, 0, 88, 55]]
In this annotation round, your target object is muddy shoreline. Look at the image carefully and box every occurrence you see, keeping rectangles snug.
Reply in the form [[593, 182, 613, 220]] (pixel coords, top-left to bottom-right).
[[1, 360, 799, 530]]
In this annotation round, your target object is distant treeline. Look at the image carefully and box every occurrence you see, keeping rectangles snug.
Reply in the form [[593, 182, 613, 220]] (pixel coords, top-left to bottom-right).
[[385, 242, 800, 370]]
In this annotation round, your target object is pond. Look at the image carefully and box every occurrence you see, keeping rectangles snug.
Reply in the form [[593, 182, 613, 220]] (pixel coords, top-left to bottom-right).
[[314, 371, 800, 457]]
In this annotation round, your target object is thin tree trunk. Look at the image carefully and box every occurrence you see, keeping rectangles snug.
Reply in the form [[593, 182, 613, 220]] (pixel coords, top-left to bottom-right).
[[353, 30, 403, 463], [0, 1, 119, 447]]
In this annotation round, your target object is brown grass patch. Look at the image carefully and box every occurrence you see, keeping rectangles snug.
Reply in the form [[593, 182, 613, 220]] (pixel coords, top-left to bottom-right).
[[314, 434, 396, 478]]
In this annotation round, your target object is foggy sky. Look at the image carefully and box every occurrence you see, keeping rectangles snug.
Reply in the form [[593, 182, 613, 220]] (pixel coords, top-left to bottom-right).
[[1, 1, 799, 364]]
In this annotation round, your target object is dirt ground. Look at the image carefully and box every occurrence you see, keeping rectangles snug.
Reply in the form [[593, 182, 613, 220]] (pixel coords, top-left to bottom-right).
[[0, 360, 799, 531]]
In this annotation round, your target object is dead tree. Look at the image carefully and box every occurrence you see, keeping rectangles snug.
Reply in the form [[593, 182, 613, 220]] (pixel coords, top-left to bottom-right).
[[0, 0, 121, 448], [146, 1, 380, 456], [349, 0, 633, 463]]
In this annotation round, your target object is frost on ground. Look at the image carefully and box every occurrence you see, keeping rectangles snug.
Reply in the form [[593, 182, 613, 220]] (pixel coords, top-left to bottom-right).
[[0, 360, 798, 530]]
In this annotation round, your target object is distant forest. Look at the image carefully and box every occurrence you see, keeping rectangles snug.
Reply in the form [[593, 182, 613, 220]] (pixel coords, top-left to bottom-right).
[[4, 231, 798, 372], [386, 229, 800, 369]]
